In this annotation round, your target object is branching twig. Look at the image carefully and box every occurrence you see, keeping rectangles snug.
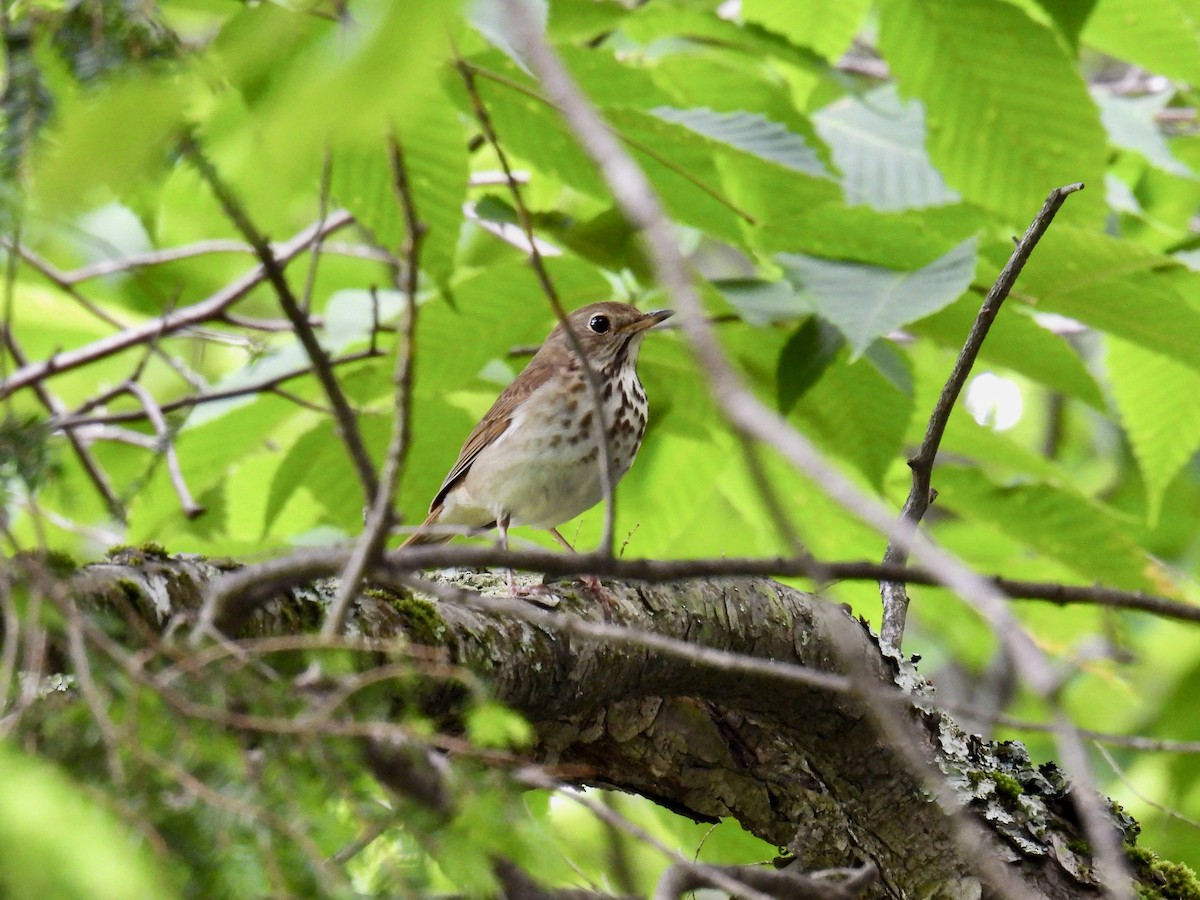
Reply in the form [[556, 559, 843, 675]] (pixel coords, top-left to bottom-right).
[[0, 211, 355, 398], [180, 134, 380, 506], [56, 348, 381, 429], [879, 182, 1085, 650], [123, 381, 205, 519], [1, 329, 125, 521]]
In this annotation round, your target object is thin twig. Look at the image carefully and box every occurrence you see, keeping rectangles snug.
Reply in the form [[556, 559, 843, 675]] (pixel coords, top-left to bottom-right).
[[457, 58, 621, 556], [990, 714, 1200, 753], [879, 183, 1085, 650], [0, 211, 355, 398], [323, 139, 424, 637], [56, 348, 381, 429], [180, 134, 379, 505], [123, 381, 205, 519], [1, 329, 125, 521]]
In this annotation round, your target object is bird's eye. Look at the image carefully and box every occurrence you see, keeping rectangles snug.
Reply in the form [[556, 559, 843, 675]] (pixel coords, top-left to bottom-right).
[[588, 314, 611, 334]]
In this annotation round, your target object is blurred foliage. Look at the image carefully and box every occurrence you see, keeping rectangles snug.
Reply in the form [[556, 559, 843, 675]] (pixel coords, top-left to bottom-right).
[[3, 0, 1200, 890]]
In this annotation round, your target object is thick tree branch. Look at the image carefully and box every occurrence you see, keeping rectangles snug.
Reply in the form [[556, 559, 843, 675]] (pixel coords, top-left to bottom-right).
[[62, 554, 1150, 899]]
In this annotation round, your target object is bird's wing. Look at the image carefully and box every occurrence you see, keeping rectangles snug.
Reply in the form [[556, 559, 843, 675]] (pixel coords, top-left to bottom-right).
[[430, 354, 556, 512]]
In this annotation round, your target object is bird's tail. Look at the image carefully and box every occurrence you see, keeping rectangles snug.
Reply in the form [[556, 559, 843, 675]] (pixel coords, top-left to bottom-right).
[[400, 507, 453, 547]]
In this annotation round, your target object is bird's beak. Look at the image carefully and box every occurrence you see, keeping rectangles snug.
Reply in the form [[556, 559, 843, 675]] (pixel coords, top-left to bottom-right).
[[624, 309, 674, 334]]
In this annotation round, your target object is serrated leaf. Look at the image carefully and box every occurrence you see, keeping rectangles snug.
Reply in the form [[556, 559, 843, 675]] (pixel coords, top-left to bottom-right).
[[1106, 337, 1200, 523], [397, 85, 470, 291], [650, 107, 829, 177], [779, 237, 978, 359], [879, 0, 1107, 225], [995, 227, 1200, 375], [935, 466, 1155, 591], [814, 84, 960, 211]]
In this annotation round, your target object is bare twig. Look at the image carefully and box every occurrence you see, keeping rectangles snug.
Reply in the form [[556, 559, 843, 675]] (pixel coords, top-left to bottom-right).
[[323, 139, 424, 637], [457, 58, 620, 556], [180, 134, 380, 507], [123, 381, 205, 519], [879, 182, 1085, 650], [990, 714, 1200, 754], [0, 211, 354, 398], [1, 329, 126, 521], [56, 348, 381, 429]]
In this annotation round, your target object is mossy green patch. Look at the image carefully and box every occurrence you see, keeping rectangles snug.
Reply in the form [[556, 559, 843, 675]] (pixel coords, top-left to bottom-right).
[[1130, 844, 1200, 900], [392, 595, 447, 647]]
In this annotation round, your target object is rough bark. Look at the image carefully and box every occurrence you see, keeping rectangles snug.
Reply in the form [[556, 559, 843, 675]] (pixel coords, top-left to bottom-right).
[[38, 551, 1174, 898]]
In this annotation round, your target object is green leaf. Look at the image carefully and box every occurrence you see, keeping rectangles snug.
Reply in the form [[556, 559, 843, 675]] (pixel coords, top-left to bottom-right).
[[1095, 92, 1194, 177], [786, 340, 915, 487], [879, 0, 1107, 225], [0, 744, 176, 900], [934, 465, 1155, 591], [910, 301, 1105, 409], [465, 702, 533, 749], [814, 84, 960, 211], [742, 0, 873, 61], [1106, 337, 1200, 524], [649, 107, 829, 178], [996, 227, 1200, 375], [1083, 0, 1200, 83], [779, 237, 978, 359], [776, 317, 841, 411], [33, 71, 194, 210], [1033, 0, 1099, 46]]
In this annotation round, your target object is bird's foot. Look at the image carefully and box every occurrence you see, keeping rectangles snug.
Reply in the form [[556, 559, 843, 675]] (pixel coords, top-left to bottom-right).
[[507, 570, 561, 608], [577, 574, 619, 612]]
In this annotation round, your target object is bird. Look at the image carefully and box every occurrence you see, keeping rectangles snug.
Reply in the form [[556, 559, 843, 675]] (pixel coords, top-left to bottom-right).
[[402, 301, 672, 591]]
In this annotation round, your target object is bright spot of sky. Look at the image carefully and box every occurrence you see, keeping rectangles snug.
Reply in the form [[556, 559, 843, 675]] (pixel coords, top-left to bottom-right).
[[965, 372, 1023, 431]]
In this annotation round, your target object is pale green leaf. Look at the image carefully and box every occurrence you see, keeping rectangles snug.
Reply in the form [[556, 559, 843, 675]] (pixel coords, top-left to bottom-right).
[[742, 0, 873, 61], [1106, 337, 1200, 523], [879, 0, 1107, 225], [1095, 92, 1194, 177], [779, 237, 978, 358], [934, 466, 1155, 591], [650, 107, 829, 177], [994, 227, 1200, 374], [814, 84, 960, 211], [1083, 0, 1200, 83], [0, 746, 176, 900]]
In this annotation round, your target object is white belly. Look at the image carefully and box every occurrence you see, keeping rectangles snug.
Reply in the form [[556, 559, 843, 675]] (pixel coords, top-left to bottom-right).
[[440, 371, 648, 530]]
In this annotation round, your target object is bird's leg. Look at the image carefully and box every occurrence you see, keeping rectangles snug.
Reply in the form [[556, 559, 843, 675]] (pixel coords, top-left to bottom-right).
[[498, 515, 558, 605], [548, 527, 575, 552], [498, 514, 520, 596], [548, 528, 610, 602]]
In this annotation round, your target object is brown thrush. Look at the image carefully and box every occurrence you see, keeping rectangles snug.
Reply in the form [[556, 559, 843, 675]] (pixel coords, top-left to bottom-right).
[[403, 302, 672, 579]]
